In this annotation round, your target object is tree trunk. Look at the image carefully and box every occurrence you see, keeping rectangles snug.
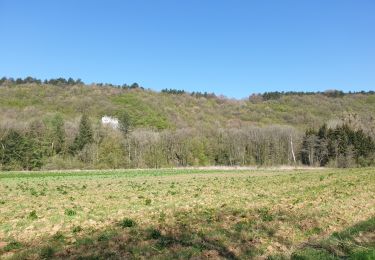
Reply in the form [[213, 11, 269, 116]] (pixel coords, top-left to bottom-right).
[[290, 135, 296, 164]]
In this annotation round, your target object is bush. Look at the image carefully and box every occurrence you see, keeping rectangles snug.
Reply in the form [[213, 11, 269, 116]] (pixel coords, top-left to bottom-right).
[[147, 228, 162, 239], [28, 210, 38, 220], [120, 218, 136, 228]]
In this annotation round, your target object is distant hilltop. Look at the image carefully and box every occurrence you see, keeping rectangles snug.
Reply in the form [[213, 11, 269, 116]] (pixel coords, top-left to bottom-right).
[[1, 76, 374, 100], [0, 76, 374, 132]]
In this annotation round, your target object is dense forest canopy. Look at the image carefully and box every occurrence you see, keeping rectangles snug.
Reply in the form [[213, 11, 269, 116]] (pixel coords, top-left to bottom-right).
[[0, 76, 374, 170]]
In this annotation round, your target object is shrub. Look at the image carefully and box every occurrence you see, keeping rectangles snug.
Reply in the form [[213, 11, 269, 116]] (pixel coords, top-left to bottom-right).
[[147, 228, 162, 239], [120, 218, 136, 228], [28, 210, 38, 220]]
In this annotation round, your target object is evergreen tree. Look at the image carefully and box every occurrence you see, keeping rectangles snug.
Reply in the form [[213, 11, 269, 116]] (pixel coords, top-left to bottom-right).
[[23, 134, 44, 170], [70, 114, 93, 154], [301, 129, 318, 165], [0, 130, 43, 170], [118, 111, 132, 136], [51, 114, 65, 155], [0, 130, 25, 168], [316, 124, 329, 166]]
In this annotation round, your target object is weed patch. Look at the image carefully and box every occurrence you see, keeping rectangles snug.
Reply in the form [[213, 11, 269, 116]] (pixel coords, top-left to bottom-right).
[[120, 218, 136, 228]]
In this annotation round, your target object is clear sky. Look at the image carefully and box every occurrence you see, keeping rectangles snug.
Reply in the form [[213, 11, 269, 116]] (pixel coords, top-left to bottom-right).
[[0, 0, 374, 98]]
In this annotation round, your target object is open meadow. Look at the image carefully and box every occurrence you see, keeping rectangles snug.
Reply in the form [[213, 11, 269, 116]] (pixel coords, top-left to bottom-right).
[[0, 168, 374, 259]]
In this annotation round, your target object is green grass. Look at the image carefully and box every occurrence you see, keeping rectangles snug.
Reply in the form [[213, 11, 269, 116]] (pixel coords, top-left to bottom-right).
[[0, 168, 374, 259], [291, 217, 375, 259]]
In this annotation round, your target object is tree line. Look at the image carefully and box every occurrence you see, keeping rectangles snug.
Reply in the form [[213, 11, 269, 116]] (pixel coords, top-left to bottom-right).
[[1, 113, 374, 170], [0, 77, 216, 99], [161, 88, 217, 99], [301, 124, 375, 167], [252, 90, 375, 101], [0, 76, 83, 86], [0, 76, 142, 90], [2, 77, 375, 101]]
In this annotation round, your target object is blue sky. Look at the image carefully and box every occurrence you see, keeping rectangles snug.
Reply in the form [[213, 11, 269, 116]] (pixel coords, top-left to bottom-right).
[[0, 0, 374, 98]]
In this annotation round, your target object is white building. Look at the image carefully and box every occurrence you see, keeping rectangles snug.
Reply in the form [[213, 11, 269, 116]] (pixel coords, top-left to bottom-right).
[[101, 116, 119, 129]]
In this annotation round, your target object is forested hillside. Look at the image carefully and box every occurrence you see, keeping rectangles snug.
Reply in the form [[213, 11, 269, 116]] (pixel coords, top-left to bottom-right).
[[1, 78, 374, 170]]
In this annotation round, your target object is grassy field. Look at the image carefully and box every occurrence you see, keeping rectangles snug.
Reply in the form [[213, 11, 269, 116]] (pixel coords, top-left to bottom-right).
[[0, 168, 374, 259]]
